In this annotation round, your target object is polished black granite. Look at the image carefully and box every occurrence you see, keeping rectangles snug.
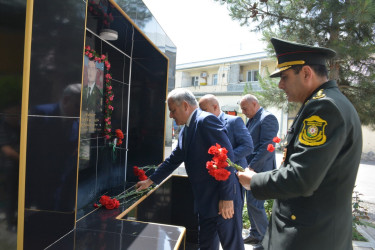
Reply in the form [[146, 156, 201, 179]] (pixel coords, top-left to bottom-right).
[[77, 0, 168, 223], [47, 176, 194, 250], [0, 0, 26, 248], [46, 222, 185, 250], [46, 175, 200, 250], [25, 115, 79, 211], [28, 0, 86, 110], [24, 209, 75, 250], [122, 176, 199, 245], [1, 0, 175, 248]]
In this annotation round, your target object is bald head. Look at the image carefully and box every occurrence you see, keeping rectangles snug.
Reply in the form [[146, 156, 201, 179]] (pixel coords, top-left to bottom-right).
[[199, 94, 221, 117], [240, 94, 260, 119]]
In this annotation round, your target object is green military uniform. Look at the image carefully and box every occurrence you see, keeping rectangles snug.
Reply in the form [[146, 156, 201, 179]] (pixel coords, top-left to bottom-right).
[[250, 38, 363, 250], [82, 84, 103, 113]]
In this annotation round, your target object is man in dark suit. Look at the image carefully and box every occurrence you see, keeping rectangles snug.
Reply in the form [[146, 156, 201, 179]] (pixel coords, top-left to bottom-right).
[[136, 88, 244, 250], [237, 38, 362, 250], [239, 94, 279, 248], [199, 94, 253, 173]]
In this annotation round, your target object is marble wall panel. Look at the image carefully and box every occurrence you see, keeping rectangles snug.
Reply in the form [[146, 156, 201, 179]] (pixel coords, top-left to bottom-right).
[[0, 1, 26, 247]]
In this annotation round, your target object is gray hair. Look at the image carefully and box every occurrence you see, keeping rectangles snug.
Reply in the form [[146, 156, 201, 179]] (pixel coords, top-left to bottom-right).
[[63, 83, 82, 97], [168, 88, 198, 107]]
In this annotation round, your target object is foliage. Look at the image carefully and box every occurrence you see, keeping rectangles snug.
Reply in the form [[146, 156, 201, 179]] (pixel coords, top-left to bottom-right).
[[264, 199, 274, 220], [242, 199, 273, 229], [216, 0, 375, 128], [352, 190, 370, 228], [352, 189, 369, 241], [243, 203, 251, 229], [352, 227, 367, 241]]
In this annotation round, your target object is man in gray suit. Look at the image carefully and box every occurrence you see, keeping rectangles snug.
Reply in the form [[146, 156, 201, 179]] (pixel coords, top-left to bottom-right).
[[240, 94, 279, 249]]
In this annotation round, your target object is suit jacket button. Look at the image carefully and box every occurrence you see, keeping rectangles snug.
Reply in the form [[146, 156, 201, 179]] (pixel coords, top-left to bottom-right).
[[291, 215, 296, 220]]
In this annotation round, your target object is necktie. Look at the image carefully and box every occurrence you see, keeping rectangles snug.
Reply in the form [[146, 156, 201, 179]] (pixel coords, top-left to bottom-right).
[[88, 86, 92, 98]]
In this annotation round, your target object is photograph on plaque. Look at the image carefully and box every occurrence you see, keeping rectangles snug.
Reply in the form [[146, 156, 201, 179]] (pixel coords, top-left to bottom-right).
[[81, 55, 104, 135]]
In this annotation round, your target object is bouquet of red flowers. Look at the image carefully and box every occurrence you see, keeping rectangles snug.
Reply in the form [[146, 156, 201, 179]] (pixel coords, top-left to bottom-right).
[[206, 144, 245, 181], [93, 165, 158, 210], [93, 186, 153, 210]]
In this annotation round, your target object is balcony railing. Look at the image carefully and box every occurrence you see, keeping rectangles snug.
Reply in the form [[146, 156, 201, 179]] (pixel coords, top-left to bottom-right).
[[184, 81, 261, 94]]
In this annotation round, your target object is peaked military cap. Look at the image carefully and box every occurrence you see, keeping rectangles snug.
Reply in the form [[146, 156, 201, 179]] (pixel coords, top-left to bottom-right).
[[270, 38, 336, 78]]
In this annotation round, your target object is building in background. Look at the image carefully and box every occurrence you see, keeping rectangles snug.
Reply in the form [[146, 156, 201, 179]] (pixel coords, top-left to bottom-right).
[[174, 51, 375, 160], [175, 52, 288, 140]]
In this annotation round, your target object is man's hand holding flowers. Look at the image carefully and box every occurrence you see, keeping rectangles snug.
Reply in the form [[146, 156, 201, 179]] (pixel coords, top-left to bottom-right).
[[236, 168, 256, 190], [236, 137, 281, 190]]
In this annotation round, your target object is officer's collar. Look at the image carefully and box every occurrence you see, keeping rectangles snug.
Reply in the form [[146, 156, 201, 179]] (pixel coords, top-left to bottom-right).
[[303, 80, 337, 103]]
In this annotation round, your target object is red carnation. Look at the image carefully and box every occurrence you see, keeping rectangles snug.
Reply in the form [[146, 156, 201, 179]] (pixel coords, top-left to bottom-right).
[[134, 166, 148, 181], [138, 174, 148, 181], [99, 195, 111, 206], [208, 144, 220, 155], [115, 129, 124, 139], [215, 159, 228, 169], [214, 168, 231, 181], [133, 166, 139, 175], [267, 144, 275, 152], [104, 198, 119, 209], [273, 137, 281, 143], [206, 161, 216, 171]]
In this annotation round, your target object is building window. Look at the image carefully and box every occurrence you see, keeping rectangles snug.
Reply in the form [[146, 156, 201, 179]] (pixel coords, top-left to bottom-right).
[[212, 74, 218, 85], [247, 70, 259, 82], [191, 76, 199, 86]]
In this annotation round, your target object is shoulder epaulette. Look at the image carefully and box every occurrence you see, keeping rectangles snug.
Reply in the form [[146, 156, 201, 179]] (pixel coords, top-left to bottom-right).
[[312, 89, 326, 100]]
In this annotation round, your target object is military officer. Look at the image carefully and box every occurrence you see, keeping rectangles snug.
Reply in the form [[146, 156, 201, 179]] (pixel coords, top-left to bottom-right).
[[237, 38, 362, 250]]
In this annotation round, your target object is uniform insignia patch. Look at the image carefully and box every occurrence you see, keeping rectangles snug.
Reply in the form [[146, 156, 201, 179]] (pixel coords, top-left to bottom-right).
[[299, 115, 327, 146], [312, 89, 326, 99]]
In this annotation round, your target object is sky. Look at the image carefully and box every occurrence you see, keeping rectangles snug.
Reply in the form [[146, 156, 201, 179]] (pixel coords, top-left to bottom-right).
[[142, 0, 266, 65]]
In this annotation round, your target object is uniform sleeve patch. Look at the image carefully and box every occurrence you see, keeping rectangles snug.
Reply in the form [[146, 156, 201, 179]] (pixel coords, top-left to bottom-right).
[[299, 115, 327, 146]]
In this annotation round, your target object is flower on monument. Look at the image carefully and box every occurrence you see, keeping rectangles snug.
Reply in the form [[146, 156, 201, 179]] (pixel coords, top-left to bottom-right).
[[133, 166, 148, 181], [133, 165, 158, 181], [92, 165, 158, 210], [206, 144, 245, 181], [93, 195, 120, 210], [267, 137, 281, 152], [115, 129, 124, 146], [93, 186, 154, 210]]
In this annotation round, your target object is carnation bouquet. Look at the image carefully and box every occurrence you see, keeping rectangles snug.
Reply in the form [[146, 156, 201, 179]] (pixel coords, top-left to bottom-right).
[[206, 144, 244, 181], [206, 137, 281, 181], [93, 165, 157, 209]]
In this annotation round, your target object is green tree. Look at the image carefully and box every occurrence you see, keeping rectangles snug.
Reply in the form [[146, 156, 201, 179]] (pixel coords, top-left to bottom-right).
[[217, 0, 375, 128]]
